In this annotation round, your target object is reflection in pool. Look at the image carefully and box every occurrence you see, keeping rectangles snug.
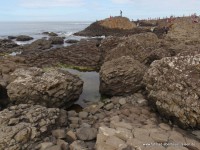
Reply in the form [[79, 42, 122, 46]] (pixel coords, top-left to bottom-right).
[[64, 68, 100, 107]]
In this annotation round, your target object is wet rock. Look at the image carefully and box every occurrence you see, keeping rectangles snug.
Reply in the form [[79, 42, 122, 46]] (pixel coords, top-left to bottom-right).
[[43, 32, 58, 36], [143, 54, 200, 128], [100, 56, 146, 96], [22, 39, 52, 54], [49, 37, 64, 44], [0, 104, 61, 150], [8, 36, 17, 40], [16, 35, 33, 41], [65, 39, 79, 44], [7, 67, 83, 108], [76, 127, 98, 141]]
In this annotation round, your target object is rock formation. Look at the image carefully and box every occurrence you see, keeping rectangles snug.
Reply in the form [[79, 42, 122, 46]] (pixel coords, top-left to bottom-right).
[[100, 56, 146, 96], [99, 17, 136, 30], [143, 54, 200, 129], [16, 35, 33, 41], [0, 104, 67, 150], [7, 67, 83, 108]]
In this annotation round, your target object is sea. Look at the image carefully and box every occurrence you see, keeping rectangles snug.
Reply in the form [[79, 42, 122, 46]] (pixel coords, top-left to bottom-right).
[[0, 21, 91, 44]]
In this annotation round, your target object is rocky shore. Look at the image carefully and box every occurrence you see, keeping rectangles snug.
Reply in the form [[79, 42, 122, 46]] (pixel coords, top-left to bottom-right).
[[0, 16, 200, 150]]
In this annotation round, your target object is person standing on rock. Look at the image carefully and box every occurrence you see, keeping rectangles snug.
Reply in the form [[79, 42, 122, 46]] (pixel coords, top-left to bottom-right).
[[120, 10, 122, 17]]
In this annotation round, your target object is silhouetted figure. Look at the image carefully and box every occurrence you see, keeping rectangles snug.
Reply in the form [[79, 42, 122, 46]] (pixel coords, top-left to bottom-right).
[[120, 10, 122, 17], [164, 26, 169, 34]]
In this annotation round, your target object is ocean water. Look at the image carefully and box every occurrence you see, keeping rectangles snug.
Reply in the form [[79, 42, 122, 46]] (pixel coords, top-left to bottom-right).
[[0, 21, 91, 43], [0, 21, 91, 36]]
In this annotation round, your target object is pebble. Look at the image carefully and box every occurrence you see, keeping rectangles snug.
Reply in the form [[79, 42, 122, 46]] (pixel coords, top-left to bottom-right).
[[78, 111, 88, 119], [119, 98, 126, 105], [66, 130, 77, 141], [68, 117, 79, 124], [104, 103, 114, 110], [52, 129, 66, 139], [39, 142, 53, 150]]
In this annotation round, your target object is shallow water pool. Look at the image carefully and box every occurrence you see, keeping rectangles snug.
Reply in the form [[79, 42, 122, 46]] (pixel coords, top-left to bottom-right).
[[64, 68, 100, 107]]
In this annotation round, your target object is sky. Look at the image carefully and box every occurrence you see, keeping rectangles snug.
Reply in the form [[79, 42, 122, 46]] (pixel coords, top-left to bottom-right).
[[0, 0, 200, 21]]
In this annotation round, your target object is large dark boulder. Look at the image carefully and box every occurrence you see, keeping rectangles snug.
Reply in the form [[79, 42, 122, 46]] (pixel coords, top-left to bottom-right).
[[49, 37, 64, 44], [100, 56, 146, 96], [16, 35, 33, 41], [43, 32, 58, 36], [7, 67, 83, 108], [143, 54, 200, 129]]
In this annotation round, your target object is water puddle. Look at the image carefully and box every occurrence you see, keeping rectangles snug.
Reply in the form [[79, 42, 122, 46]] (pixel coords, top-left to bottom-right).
[[64, 68, 100, 107]]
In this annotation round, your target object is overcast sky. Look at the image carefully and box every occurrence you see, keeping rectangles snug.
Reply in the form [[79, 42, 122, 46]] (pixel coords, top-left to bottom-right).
[[0, 0, 199, 21]]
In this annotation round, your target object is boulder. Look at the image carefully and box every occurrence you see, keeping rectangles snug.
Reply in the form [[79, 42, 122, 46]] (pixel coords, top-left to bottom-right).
[[8, 36, 17, 40], [49, 37, 64, 44], [16, 35, 33, 41], [143, 54, 200, 128], [100, 56, 146, 96], [65, 39, 79, 44], [0, 56, 26, 108], [0, 104, 61, 150], [43, 32, 58, 36], [103, 32, 171, 65], [7, 67, 83, 108]]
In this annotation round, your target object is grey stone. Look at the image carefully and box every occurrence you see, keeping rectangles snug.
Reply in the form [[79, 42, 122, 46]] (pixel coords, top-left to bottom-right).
[[39, 142, 54, 150], [115, 127, 133, 141], [68, 117, 79, 124], [52, 129, 66, 139], [119, 98, 127, 105], [45, 145, 61, 150], [104, 103, 114, 110], [105, 136, 126, 149], [66, 130, 77, 141], [69, 140, 87, 150], [110, 121, 133, 130], [79, 111, 88, 119], [68, 111, 77, 117]]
